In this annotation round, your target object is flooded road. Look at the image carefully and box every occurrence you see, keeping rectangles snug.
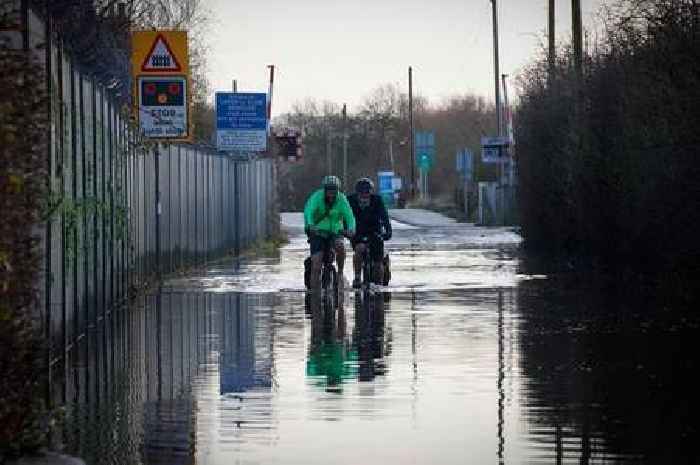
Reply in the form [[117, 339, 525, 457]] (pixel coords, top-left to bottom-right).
[[60, 212, 699, 464]]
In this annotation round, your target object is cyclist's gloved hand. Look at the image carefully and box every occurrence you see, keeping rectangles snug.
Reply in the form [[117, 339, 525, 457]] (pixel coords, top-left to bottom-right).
[[382, 231, 392, 241]]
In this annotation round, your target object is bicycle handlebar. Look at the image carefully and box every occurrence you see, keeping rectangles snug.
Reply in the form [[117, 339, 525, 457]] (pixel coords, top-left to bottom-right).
[[310, 228, 354, 240]]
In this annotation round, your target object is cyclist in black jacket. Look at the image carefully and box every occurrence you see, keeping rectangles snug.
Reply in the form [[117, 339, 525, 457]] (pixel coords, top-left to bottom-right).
[[347, 178, 392, 288]]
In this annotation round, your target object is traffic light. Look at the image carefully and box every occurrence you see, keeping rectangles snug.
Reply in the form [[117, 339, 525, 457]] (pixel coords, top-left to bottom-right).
[[274, 128, 303, 162]]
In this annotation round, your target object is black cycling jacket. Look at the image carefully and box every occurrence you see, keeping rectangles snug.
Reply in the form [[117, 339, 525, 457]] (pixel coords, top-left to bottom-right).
[[346, 193, 392, 239]]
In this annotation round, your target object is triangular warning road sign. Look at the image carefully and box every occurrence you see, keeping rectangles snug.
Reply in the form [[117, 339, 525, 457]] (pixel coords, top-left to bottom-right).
[[141, 34, 182, 72]]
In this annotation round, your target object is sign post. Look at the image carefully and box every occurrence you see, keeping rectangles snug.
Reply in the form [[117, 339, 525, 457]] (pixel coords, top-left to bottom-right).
[[131, 30, 190, 279], [456, 149, 474, 216]]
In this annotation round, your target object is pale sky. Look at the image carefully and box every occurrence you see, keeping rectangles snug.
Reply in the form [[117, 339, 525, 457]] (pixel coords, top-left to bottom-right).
[[207, 0, 606, 116]]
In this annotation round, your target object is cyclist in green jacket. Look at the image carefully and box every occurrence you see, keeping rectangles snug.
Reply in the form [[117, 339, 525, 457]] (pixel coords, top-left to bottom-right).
[[304, 176, 356, 291]]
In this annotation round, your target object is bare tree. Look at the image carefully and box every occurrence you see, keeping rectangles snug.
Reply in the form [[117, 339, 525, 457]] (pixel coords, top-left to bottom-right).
[[274, 85, 496, 211]]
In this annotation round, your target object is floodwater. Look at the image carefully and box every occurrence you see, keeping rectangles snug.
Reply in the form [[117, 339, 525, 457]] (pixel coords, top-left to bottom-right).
[[59, 214, 699, 464]]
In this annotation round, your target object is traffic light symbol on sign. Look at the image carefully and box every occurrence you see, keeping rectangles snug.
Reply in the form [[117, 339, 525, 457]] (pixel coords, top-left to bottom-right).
[[141, 79, 184, 106]]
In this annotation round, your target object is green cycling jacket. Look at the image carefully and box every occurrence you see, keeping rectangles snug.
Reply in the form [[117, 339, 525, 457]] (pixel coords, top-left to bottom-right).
[[303, 189, 356, 235]]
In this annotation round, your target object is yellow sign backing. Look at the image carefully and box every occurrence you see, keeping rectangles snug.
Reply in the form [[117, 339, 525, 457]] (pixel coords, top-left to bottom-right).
[[131, 30, 189, 76], [131, 30, 191, 142]]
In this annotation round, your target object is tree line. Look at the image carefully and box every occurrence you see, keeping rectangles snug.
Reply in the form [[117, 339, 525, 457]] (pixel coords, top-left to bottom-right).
[[274, 84, 500, 211]]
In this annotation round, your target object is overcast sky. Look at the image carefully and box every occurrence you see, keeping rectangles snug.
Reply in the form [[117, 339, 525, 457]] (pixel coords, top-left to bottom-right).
[[206, 0, 606, 116]]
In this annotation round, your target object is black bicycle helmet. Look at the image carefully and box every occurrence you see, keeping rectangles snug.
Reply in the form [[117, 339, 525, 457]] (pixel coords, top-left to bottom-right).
[[355, 177, 374, 194]]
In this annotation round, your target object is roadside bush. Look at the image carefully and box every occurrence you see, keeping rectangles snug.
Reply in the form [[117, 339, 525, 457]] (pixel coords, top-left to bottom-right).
[[516, 0, 700, 283]]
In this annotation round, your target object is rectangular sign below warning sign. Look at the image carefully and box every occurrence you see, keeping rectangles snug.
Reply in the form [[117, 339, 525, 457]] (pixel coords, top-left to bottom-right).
[[138, 76, 188, 139]]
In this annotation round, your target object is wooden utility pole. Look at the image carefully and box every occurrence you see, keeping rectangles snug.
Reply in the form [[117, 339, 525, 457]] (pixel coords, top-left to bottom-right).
[[267, 65, 275, 116], [572, 0, 583, 75], [342, 103, 348, 186], [491, 0, 502, 136], [548, 0, 555, 78], [409, 66, 415, 198], [326, 128, 332, 175]]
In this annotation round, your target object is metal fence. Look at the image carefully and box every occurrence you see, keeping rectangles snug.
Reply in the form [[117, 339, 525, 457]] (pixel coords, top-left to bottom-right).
[[129, 147, 274, 281], [21, 6, 277, 399]]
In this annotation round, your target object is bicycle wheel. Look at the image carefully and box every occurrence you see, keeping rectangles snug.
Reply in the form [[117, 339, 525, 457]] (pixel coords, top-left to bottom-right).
[[321, 264, 330, 290], [321, 265, 336, 305], [330, 266, 339, 307], [362, 251, 372, 289]]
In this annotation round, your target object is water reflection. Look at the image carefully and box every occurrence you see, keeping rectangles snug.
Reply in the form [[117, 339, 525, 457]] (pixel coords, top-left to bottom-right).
[[219, 293, 273, 394], [305, 294, 353, 392], [58, 290, 276, 465], [55, 248, 699, 464], [515, 266, 699, 464], [352, 295, 389, 382], [304, 293, 391, 392]]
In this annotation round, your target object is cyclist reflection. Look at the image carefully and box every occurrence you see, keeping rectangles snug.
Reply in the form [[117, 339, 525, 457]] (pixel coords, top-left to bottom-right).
[[305, 293, 356, 393], [352, 295, 388, 382], [305, 293, 392, 391]]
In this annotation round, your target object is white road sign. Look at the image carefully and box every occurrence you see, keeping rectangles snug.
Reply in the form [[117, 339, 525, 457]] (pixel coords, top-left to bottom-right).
[[481, 136, 510, 163]]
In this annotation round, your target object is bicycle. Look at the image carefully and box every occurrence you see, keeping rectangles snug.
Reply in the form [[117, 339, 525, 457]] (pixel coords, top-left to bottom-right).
[[304, 231, 350, 306], [355, 232, 388, 291]]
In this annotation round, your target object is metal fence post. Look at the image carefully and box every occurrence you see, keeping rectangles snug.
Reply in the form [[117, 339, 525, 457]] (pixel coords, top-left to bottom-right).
[[154, 144, 161, 280], [234, 162, 240, 256], [44, 5, 53, 406], [177, 146, 183, 271], [167, 145, 173, 274]]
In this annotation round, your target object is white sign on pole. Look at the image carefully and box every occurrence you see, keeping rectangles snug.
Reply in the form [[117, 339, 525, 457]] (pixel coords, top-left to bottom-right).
[[481, 136, 510, 163], [216, 130, 267, 152], [138, 75, 188, 139]]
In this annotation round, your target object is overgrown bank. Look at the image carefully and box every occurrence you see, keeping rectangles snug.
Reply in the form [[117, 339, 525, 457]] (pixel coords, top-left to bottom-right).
[[0, 14, 50, 461], [515, 0, 699, 290]]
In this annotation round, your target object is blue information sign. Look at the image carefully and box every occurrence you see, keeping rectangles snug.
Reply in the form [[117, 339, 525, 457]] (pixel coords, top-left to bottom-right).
[[456, 149, 474, 182], [215, 92, 268, 152], [377, 171, 395, 208], [415, 131, 435, 170]]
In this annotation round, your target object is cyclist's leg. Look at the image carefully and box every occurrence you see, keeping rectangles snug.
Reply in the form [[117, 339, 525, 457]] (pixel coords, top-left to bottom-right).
[[370, 236, 385, 285], [309, 235, 326, 291]]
